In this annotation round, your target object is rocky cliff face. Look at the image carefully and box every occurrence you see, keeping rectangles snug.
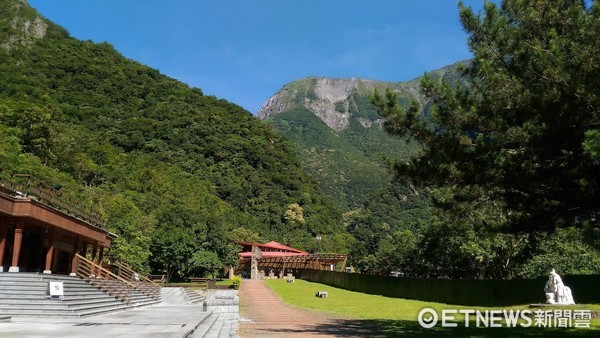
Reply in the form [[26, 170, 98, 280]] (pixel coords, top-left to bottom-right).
[[257, 76, 422, 131], [1, 0, 48, 50]]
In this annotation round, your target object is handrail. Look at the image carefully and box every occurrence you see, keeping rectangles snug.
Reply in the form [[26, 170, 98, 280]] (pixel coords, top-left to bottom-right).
[[74, 254, 135, 304], [115, 261, 159, 285], [0, 174, 106, 230], [75, 254, 135, 286], [112, 260, 161, 300]]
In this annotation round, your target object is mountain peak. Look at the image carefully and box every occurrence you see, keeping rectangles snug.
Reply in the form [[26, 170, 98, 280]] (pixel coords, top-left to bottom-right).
[[258, 77, 359, 131], [258, 62, 468, 132], [0, 0, 49, 50], [257, 76, 420, 131]]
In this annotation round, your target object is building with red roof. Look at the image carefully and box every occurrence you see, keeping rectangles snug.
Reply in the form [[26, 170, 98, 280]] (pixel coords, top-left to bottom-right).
[[235, 241, 347, 279]]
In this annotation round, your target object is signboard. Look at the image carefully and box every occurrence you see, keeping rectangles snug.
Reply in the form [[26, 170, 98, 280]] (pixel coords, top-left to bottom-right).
[[49, 281, 64, 299]]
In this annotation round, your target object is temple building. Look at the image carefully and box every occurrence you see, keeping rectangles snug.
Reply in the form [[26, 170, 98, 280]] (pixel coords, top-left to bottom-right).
[[235, 241, 347, 279], [0, 175, 114, 275]]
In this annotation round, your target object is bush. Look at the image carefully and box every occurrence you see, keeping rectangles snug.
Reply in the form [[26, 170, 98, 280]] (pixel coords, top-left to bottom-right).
[[232, 275, 242, 290]]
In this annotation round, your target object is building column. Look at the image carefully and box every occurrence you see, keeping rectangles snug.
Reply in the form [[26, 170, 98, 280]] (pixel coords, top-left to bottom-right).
[[44, 228, 55, 274], [70, 235, 80, 276], [9, 221, 24, 272], [89, 242, 99, 277], [97, 246, 104, 266], [0, 220, 7, 272], [91, 242, 98, 262], [251, 245, 259, 280], [82, 242, 89, 258]]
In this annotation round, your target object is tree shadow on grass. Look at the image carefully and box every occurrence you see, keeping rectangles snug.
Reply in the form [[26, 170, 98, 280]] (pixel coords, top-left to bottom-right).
[[263, 318, 599, 337]]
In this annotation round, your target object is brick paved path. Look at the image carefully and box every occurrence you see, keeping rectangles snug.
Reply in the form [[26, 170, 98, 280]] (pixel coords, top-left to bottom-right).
[[238, 280, 382, 337]]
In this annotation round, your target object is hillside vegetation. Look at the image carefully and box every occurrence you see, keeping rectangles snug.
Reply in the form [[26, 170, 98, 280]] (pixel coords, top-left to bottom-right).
[[258, 71, 460, 211], [256, 72, 460, 273], [0, 0, 345, 279]]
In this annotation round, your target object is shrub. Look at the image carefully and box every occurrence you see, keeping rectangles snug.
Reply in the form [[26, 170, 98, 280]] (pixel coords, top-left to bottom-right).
[[232, 275, 242, 290]]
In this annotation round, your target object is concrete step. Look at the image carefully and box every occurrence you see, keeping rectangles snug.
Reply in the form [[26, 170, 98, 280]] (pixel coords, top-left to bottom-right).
[[0, 273, 161, 318], [67, 302, 129, 313], [63, 290, 108, 296], [128, 300, 161, 308], [0, 290, 46, 296], [77, 304, 131, 318], [184, 288, 205, 304], [204, 314, 225, 338], [0, 307, 127, 319], [0, 301, 129, 318], [63, 283, 101, 289], [0, 286, 47, 292], [0, 307, 78, 315], [0, 297, 116, 305], [61, 295, 118, 302], [0, 273, 80, 282], [0, 277, 47, 281], [0, 303, 72, 311], [191, 312, 219, 338], [217, 317, 232, 338], [63, 297, 124, 307]]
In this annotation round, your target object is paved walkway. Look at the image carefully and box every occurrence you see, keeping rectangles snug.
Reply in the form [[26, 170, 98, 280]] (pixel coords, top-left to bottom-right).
[[238, 280, 381, 337], [0, 287, 239, 337], [0, 304, 210, 337]]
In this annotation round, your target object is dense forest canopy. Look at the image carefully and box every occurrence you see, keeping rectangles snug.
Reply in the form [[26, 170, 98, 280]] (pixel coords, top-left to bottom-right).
[[0, 0, 345, 280]]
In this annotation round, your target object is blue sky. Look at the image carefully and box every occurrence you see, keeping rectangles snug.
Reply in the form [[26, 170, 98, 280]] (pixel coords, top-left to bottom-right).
[[28, 0, 489, 114]]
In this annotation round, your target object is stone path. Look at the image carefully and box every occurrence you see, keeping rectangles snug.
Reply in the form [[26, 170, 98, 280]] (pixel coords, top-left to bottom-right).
[[238, 280, 382, 337]]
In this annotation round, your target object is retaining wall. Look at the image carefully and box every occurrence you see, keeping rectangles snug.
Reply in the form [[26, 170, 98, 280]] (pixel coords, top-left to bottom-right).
[[297, 269, 600, 306]]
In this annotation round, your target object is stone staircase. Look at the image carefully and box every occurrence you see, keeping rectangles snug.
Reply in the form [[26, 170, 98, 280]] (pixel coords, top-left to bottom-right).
[[183, 287, 206, 304], [85, 278, 160, 307], [190, 290, 239, 338], [0, 272, 159, 318]]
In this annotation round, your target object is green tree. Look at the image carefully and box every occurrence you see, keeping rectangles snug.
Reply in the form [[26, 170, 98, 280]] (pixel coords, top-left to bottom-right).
[[228, 226, 261, 243], [1, 104, 58, 163], [188, 250, 223, 279], [149, 224, 197, 282], [149, 205, 204, 281], [102, 194, 152, 273], [515, 228, 600, 278], [371, 229, 417, 275], [372, 0, 600, 233]]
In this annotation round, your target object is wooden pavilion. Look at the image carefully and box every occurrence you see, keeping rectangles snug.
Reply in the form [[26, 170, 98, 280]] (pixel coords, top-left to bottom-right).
[[235, 241, 347, 279]]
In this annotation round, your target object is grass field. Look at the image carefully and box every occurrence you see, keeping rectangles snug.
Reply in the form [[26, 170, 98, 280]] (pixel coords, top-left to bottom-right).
[[264, 279, 600, 337]]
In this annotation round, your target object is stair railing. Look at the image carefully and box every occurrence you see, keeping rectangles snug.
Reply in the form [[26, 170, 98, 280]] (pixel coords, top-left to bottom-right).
[[74, 254, 135, 304], [113, 261, 161, 300]]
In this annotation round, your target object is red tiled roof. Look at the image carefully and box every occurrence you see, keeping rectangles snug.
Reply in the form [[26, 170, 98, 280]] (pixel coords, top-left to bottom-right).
[[237, 240, 309, 257], [263, 241, 308, 253], [239, 251, 307, 258]]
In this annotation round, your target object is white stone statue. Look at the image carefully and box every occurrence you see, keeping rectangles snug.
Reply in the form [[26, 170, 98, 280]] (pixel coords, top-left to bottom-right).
[[544, 269, 575, 305]]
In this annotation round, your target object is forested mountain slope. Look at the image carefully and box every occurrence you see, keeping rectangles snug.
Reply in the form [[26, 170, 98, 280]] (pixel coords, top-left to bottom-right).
[[257, 66, 461, 210], [0, 0, 345, 278]]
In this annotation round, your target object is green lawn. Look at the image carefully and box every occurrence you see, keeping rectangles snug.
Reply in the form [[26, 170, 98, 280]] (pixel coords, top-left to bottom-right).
[[264, 279, 600, 337]]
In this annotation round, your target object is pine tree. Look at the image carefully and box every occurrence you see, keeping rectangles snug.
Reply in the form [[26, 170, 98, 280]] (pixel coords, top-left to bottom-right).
[[373, 0, 600, 233]]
